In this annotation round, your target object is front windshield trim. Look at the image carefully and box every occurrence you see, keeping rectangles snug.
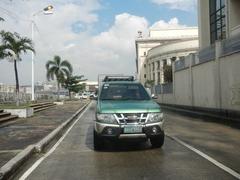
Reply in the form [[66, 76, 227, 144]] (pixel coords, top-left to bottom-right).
[[100, 83, 151, 101]]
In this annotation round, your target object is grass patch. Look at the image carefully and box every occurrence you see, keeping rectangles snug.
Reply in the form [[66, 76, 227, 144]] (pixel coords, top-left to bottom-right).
[[0, 103, 31, 109]]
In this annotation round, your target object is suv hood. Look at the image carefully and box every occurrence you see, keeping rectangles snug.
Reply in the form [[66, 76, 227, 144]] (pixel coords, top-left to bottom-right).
[[97, 100, 161, 113]]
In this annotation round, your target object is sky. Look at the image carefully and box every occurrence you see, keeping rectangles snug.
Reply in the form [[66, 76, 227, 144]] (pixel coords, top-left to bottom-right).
[[0, 0, 198, 85]]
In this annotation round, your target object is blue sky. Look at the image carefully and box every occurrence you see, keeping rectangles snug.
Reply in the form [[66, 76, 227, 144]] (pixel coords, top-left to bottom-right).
[[93, 0, 197, 33], [69, 0, 198, 35], [0, 0, 198, 84]]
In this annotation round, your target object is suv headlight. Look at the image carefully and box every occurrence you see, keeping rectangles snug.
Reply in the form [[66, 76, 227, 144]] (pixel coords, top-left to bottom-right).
[[147, 113, 163, 123], [96, 113, 118, 124]]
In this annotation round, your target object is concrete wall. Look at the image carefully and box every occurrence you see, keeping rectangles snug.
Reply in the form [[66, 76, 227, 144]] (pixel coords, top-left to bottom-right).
[[174, 69, 191, 106], [192, 61, 217, 108], [220, 53, 240, 111], [157, 52, 240, 112]]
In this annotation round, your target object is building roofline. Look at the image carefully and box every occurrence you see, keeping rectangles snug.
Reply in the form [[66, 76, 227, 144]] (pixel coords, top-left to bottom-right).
[[135, 35, 198, 43], [149, 26, 198, 31], [148, 37, 199, 51]]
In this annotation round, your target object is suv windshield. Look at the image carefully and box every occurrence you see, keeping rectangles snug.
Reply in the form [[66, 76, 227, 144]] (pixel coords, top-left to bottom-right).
[[100, 83, 151, 100]]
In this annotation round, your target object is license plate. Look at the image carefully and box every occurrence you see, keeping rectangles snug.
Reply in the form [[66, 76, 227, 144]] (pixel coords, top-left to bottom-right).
[[124, 126, 142, 133]]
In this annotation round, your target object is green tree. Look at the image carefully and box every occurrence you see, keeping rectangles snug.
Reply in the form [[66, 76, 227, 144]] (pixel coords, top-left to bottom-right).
[[46, 55, 73, 100], [62, 75, 87, 99], [0, 30, 34, 105]]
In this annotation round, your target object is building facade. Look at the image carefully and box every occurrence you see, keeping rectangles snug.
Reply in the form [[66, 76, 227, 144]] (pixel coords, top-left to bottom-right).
[[135, 28, 199, 86], [198, 0, 240, 49], [153, 0, 240, 118]]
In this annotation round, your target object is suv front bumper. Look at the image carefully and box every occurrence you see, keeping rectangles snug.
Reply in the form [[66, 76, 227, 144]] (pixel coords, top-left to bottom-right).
[[94, 121, 164, 140]]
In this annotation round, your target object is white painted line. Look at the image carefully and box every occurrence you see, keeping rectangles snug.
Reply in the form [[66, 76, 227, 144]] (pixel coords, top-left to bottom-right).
[[168, 135, 240, 179], [19, 102, 92, 180], [0, 149, 22, 153]]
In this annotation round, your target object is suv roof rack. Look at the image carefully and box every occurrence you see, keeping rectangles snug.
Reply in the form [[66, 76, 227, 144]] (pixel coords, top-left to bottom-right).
[[103, 75, 135, 82]]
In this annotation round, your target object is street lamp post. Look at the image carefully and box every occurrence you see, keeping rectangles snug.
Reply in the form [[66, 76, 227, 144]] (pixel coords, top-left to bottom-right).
[[31, 5, 53, 101]]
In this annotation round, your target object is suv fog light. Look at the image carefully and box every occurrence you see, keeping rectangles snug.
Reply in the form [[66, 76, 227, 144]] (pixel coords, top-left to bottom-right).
[[107, 128, 113, 135], [152, 126, 158, 134]]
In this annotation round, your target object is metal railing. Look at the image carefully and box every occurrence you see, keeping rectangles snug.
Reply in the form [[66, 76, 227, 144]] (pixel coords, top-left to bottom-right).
[[154, 83, 173, 94], [175, 59, 186, 71], [221, 33, 240, 56], [198, 44, 215, 63], [0, 92, 58, 104]]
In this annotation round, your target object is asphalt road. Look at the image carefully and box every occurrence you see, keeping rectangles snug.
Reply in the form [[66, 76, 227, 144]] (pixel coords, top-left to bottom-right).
[[15, 102, 238, 180]]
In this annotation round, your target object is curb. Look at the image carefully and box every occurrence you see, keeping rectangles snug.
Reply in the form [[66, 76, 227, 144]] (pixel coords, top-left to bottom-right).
[[0, 145, 35, 180], [0, 101, 90, 180], [35, 101, 90, 153]]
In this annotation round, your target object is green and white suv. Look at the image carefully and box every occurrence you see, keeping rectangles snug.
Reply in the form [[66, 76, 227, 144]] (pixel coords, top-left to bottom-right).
[[94, 76, 164, 150]]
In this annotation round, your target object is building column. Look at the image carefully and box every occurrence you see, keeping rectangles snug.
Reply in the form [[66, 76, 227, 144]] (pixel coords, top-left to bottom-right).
[[189, 54, 194, 107], [215, 41, 223, 109]]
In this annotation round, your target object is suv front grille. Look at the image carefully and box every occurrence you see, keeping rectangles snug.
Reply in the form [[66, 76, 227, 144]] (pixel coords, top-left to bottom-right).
[[114, 113, 148, 125]]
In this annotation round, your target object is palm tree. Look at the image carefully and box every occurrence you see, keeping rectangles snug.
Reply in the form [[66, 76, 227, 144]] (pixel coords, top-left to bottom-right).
[[46, 55, 73, 100], [62, 75, 87, 99], [0, 30, 35, 105]]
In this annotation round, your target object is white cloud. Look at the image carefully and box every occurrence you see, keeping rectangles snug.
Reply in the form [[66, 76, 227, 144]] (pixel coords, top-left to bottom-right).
[[0, 0, 188, 85], [150, 0, 197, 11], [150, 17, 186, 29], [93, 13, 148, 55]]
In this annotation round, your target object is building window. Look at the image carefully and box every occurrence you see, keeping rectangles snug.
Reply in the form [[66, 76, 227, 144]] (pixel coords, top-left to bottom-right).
[[144, 52, 146, 56], [153, 73, 155, 81], [144, 64, 146, 68], [209, 0, 226, 44], [152, 62, 155, 71], [144, 74, 146, 78], [157, 61, 160, 70], [157, 72, 160, 84], [163, 59, 167, 67]]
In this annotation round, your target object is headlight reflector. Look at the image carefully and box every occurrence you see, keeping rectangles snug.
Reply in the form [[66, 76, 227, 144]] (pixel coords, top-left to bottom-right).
[[147, 113, 163, 123], [96, 113, 117, 124]]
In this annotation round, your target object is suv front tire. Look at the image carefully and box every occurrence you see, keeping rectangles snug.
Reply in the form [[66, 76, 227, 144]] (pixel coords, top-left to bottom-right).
[[150, 132, 165, 148]]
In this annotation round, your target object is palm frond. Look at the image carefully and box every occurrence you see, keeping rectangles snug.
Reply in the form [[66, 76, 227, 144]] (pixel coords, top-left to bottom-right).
[[61, 68, 71, 79], [60, 60, 73, 73], [54, 55, 61, 66], [46, 66, 58, 81], [46, 60, 57, 70]]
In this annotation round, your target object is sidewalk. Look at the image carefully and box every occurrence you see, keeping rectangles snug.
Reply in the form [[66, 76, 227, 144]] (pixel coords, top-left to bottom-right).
[[0, 100, 87, 167]]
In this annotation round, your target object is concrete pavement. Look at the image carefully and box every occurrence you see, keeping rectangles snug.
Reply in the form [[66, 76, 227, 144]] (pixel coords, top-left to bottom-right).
[[0, 100, 87, 168]]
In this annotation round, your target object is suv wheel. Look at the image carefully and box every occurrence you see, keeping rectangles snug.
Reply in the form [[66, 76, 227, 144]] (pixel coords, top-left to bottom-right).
[[94, 130, 104, 150], [150, 133, 164, 148]]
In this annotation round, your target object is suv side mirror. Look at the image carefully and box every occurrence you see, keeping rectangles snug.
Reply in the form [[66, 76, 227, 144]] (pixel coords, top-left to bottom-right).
[[151, 94, 158, 99]]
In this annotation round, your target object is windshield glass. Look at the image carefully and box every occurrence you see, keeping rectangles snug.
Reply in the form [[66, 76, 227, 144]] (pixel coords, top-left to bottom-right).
[[100, 83, 151, 100]]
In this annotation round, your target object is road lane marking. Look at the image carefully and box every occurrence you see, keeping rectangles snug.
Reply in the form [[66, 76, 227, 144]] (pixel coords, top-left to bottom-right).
[[0, 149, 22, 153], [19, 102, 92, 180], [168, 135, 240, 179]]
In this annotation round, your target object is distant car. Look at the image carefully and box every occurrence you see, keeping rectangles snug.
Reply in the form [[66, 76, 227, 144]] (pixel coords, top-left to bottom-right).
[[74, 93, 88, 99], [81, 93, 88, 99], [74, 93, 83, 99], [94, 75, 164, 150], [90, 93, 97, 100]]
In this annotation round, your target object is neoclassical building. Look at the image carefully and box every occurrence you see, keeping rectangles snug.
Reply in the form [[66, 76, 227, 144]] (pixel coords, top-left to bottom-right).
[[135, 28, 199, 85]]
